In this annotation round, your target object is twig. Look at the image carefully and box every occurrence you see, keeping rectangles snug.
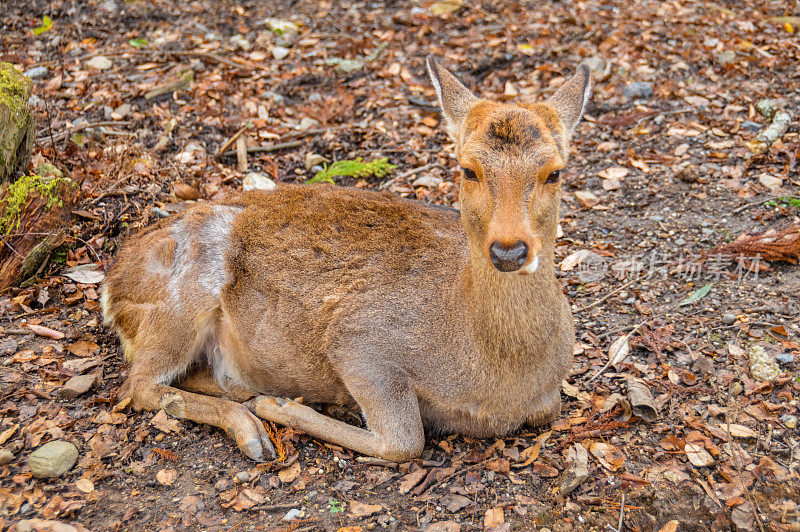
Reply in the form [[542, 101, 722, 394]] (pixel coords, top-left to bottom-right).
[[380, 163, 440, 190], [574, 275, 641, 313], [609, 493, 625, 532], [37, 121, 132, 144], [732, 195, 799, 214], [42, 96, 60, 166], [216, 122, 252, 161], [236, 135, 248, 172], [221, 140, 302, 158], [355, 456, 398, 468], [249, 502, 300, 512]]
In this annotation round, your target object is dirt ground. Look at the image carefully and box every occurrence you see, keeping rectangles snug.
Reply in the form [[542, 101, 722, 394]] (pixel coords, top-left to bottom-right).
[[1, 0, 799, 530]]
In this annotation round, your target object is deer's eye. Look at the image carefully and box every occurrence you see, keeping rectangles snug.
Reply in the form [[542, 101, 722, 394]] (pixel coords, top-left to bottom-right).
[[462, 167, 478, 182], [545, 170, 561, 184]]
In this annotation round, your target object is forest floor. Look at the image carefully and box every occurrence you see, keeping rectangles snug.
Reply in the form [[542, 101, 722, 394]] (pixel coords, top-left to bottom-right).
[[1, 0, 799, 530]]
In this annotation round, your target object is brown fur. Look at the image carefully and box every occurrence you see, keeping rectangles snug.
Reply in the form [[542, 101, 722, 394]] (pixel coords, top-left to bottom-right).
[[102, 58, 591, 461]]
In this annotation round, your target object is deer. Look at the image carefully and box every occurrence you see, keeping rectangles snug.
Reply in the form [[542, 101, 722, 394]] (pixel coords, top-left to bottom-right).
[[101, 56, 590, 462]]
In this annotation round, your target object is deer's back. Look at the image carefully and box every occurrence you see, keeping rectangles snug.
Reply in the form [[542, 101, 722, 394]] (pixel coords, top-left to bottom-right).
[[104, 185, 467, 402]]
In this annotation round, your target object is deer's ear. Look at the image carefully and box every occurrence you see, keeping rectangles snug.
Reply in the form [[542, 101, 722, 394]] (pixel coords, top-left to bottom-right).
[[546, 64, 591, 136], [426, 55, 478, 139]]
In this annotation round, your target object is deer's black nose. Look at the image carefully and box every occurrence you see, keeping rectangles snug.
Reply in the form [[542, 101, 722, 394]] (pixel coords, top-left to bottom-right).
[[489, 240, 528, 272]]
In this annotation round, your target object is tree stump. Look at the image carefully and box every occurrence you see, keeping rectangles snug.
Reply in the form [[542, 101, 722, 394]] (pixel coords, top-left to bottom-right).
[[0, 165, 76, 290], [0, 62, 35, 181]]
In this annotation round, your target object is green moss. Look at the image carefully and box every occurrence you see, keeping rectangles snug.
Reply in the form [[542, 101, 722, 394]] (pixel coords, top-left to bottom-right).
[[307, 157, 396, 184], [0, 63, 30, 120], [0, 173, 70, 234]]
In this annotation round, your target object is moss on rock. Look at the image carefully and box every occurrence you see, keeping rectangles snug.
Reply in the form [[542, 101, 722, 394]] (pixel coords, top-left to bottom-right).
[[0, 62, 35, 181]]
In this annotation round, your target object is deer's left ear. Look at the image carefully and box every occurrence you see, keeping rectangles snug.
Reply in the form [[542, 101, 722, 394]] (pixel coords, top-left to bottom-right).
[[426, 55, 478, 139], [546, 64, 591, 135]]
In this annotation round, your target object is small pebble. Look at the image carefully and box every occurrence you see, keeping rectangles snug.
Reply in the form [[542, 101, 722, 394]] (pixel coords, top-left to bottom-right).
[[780, 415, 797, 429], [0, 447, 13, 466], [152, 207, 170, 218], [24, 66, 49, 80], [235, 471, 250, 483], [283, 508, 303, 521], [775, 352, 795, 365], [722, 313, 736, 325], [27, 440, 79, 478], [741, 121, 761, 133], [622, 82, 653, 100]]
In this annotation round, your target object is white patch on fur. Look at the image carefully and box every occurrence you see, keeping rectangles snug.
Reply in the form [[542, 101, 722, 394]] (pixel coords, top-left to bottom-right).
[[520, 254, 540, 275], [156, 366, 187, 385], [168, 205, 243, 305], [209, 343, 248, 390]]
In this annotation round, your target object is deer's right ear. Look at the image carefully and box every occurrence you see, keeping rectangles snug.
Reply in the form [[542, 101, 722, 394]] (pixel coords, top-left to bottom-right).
[[426, 55, 478, 139]]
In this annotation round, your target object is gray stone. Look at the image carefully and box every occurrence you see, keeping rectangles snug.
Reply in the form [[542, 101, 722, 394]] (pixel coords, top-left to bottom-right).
[[741, 121, 761, 132], [272, 46, 290, 60], [243, 172, 276, 192], [775, 352, 795, 365], [152, 207, 170, 218], [113, 103, 131, 118], [24, 66, 49, 80], [0, 338, 19, 355], [714, 50, 736, 66], [780, 414, 797, 429], [27, 440, 79, 478], [622, 82, 653, 100], [0, 447, 13, 466], [60, 374, 96, 398], [748, 345, 781, 382], [722, 313, 736, 325]]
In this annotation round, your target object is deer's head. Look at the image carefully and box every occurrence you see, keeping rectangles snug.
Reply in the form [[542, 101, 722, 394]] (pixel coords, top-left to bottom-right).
[[427, 57, 590, 274]]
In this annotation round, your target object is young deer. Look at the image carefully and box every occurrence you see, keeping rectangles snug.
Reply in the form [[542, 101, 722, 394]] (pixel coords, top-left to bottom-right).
[[102, 57, 590, 461]]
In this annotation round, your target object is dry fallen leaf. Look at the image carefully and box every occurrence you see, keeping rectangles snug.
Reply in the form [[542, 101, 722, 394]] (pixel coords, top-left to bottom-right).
[[278, 461, 301, 483], [151, 409, 181, 434], [66, 340, 100, 358], [349, 501, 383, 518], [684, 442, 715, 467], [75, 478, 95, 493], [560, 249, 590, 271], [398, 468, 427, 494], [28, 324, 65, 340], [598, 166, 629, 180], [156, 468, 178, 486], [589, 441, 625, 471], [484, 507, 505, 529], [574, 190, 600, 208], [608, 334, 631, 366], [715, 423, 758, 439], [658, 520, 679, 532]]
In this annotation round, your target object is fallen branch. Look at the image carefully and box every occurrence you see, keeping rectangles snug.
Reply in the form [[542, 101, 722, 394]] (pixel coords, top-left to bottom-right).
[[36, 120, 132, 144], [574, 275, 642, 313], [215, 122, 252, 161], [221, 140, 302, 158], [145, 70, 194, 100], [379, 163, 439, 190]]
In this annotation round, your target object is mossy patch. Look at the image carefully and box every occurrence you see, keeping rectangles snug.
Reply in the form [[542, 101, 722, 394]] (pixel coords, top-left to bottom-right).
[[307, 157, 396, 184], [0, 172, 70, 234], [0, 62, 30, 126], [0, 62, 35, 179]]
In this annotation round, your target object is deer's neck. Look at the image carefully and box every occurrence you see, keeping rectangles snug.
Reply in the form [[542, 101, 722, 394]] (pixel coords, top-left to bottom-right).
[[460, 248, 560, 360]]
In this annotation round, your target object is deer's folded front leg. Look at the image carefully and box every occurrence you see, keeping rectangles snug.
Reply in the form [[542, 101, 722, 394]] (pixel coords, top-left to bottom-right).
[[246, 371, 425, 461]]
